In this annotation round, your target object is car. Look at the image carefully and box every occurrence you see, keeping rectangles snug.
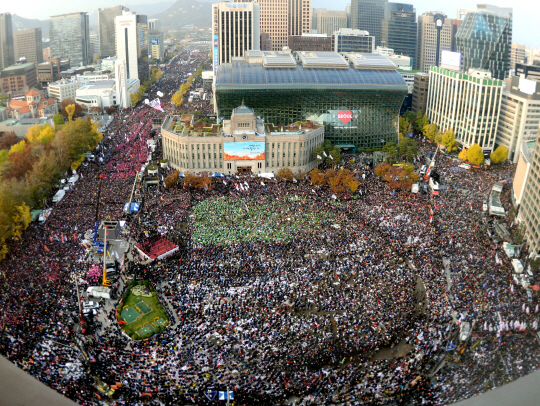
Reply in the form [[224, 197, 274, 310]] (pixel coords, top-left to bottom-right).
[[420, 165, 427, 175], [83, 308, 97, 316], [460, 322, 471, 342], [83, 301, 100, 310]]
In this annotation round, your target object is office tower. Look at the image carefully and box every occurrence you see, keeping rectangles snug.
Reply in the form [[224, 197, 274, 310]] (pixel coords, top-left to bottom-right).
[[519, 136, 540, 252], [496, 76, 540, 163], [288, 0, 311, 37], [212, 2, 260, 66], [411, 72, 429, 114], [311, 8, 324, 32], [0, 62, 37, 94], [148, 32, 164, 60], [260, 33, 272, 51], [49, 13, 91, 68], [148, 19, 161, 32], [455, 5, 512, 80], [350, 0, 387, 47], [427, 67, 503, 151], [316, 10, 347, 36], [115, 11, 148, 80], [98, 5, 129, 58], [381, 3, 416, 61], [0, 13, 15, 70], [416, 12, 453, 73], [333, 28, 374, 53], [346, 3, 351, 28], [510, 43, 526, 72], [255, 0, 287, 51], [13, 28, 43, 65], [516, 63, 540, 81], [89, 34, 100, 59]]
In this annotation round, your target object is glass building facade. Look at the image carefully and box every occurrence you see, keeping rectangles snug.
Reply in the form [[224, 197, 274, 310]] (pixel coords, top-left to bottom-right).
[[350, 0, 387, 47], [381, 3, 416, 62], [50, 13, 90, 68], [215, 62, 407, 149], [455, 10, 512, 80]]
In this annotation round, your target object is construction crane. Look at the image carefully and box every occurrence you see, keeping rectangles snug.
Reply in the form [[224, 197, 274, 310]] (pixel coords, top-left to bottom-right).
[[93, 174, 105, 254]]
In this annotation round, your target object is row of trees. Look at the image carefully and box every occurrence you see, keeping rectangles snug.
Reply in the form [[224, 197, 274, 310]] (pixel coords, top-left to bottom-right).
[[309, 168, 359, 193], [0, 112, 102, 259], [164, 170, 214, 191], [374, 162, 420, 190], [457, 143, 509, 165], [171, 72, 198, 106], [130, 68, 164, 106], [382, 137, 418, 162]]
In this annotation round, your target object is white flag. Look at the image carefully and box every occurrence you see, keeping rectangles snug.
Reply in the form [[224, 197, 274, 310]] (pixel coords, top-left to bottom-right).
[[223, 180, 227, 185], [331, 194, 337, 200], [323, 151, 327, 157], [261, 181, 265, 186], [157, 91, 164, 97], [329, 154, 333, 160], [293, 178, 297, 183], [317, 155, 322, 160]]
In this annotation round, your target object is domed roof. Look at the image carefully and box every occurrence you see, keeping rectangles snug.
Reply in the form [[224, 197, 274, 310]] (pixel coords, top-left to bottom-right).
[[232, 101, 254, 115]]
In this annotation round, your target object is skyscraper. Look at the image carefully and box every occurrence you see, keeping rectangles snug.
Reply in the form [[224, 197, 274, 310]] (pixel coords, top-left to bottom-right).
[[13, 28, 43, 65], [381, 3, 416, 60], [212, 2, 260, 65], [350, 0, 387, 47], [455, 5, 512, 80], [255, 0, 287, 51], [49, 13, 91, 68], [519, 135, 540, 253], [288, 0, 311, 37], [98, 5, 129, 58], [510, 43, 526, 72], [115, 11, 148, 80], [316, 10, 347, 36], [416, 12, 452, 73], [148, 19, 161, 33], [0, 13, 15, 70]]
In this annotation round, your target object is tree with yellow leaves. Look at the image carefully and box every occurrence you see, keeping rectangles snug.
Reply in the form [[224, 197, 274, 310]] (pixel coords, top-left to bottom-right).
[[10, 202, 31, 240], [9, 140, 26, 155], [458, 148, 468, 161], [171, 92, 184, 106], [466, 143, 484, 165], [65, 104, 76, 121]]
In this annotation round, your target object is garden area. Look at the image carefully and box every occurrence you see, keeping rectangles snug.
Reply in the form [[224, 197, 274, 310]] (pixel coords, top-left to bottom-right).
[[116, 281, 169, 340]]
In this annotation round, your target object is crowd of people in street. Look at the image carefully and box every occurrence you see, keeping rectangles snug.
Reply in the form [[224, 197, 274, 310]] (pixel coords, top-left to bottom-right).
[[0, 47, 540, 406]]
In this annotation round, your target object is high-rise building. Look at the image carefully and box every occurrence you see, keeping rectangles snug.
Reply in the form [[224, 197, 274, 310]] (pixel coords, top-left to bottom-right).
[[148, 19, 161, 32], [316, 10, 347, 36], [0, 13, 15, 70], [148, 32, 164, 60], [455, 5, 512, 80], [50, 13, 91, 68], [495, 76, 540, 163], [260, 33, 272, 51], [411, 72, 429, 114], [255, 0, 288, 51], [89, 34, 100, 59], [346, 3, 351, 28], [212, 2, 260, 65], [13, 28, 43, 65], [416, 12, 454, 73], [288, 0, 311, 37], [333, 28, 374, 53], [381, 3, 416, 61], [98, 5, 129, 58], [427, 66, 503, 151], [516, 63, 540, 82], [115, 11, 148, 80], [288, 34, 332, 52], [518, 136, 540, 253], [311, 8, 324, 32], [350, 0, 387, 47], [510, 43, 526, 72]]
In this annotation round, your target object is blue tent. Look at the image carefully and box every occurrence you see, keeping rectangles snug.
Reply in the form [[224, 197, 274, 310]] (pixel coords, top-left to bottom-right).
[[211, 172, 225, 177], [178, 173, 185, 177], [123, 202, 141, 213]]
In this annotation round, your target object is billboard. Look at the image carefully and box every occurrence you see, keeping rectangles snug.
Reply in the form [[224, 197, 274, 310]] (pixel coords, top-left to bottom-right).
[[519, 77, 537, 95], [202, 71, 214, 80], [213, 35, 219, 77], [441, 51, 461, 69], [151, 38, 159, 45], [224, 142, 265, 160]]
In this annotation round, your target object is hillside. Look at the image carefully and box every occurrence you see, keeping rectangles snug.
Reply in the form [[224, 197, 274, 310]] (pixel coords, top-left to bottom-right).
[[12, 15, 50, 38], [153, 0, 211, 28]]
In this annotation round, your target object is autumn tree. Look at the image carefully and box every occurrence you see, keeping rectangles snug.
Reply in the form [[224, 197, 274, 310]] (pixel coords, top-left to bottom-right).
[[309, 168, 326, 185], [382, 142, 398, 160], [423, 123, 438, 141], [440, 129, 458, 152], [4, 146, 37, 180], [374, 163, 392, 178], [277, 167, 294, 181], [0, 132, 19, 150], [171, 92, 183, 106], [466, 143, 484, 165], [490, 145, 509, 164], [60, 99, 84, 120], [399, 117, 410, 139], [458, 148, 468, 161], [164, 170, 180, 188]]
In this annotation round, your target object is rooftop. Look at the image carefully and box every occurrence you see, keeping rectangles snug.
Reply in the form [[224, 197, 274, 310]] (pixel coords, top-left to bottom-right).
[[296, 52, 349, 69], [344, 53, 398, 70]]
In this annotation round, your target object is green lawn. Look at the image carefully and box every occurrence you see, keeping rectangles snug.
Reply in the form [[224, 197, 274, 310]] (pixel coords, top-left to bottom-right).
[[117, 281, 169, 340]]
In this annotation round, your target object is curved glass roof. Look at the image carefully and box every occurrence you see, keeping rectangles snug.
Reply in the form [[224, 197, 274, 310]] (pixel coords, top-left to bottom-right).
[[216, 62, 407, 90]]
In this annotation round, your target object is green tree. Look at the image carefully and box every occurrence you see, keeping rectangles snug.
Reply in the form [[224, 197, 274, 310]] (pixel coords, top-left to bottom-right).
[[53, 113, 64, 126], [382, 142, 398, 160], [423, 123, 438, 141], [397, 138, 418, 161], [399, 117, 410, 139], [440, 129, 458, 152], [490, 145, 509, 163], [413, 111, 429, 134], [0, 92, 8, 106], [513, 224, 527, 245], [466, 143, 484, 165]]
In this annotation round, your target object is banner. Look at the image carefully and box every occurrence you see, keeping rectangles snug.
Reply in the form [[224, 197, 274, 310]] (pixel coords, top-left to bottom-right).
[[224, 142, 265, 160]]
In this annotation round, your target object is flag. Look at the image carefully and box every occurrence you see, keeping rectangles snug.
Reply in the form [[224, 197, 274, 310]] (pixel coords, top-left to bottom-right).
[[331, 194, 337, 200], [147, 98, 164, 112], [44, 245, 50, 252], [329, 154, 333, 160], [536, 304, 539, 313], [80, 173, 83, 179], [317, 155, 322, 160], [526, 306, 530, 314], [223, 180, 227, 185], [511, 284, 514, 293], [293, 178, 297, 183], [261, 181, 265, 186]]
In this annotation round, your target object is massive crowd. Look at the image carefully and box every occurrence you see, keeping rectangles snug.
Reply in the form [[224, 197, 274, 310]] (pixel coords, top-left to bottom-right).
[[0, 47, 539, 406]]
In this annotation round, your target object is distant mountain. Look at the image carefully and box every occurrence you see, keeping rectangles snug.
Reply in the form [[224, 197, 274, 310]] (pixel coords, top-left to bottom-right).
[[88, 2, 175, 26], [12, 15, 50, 39], [153, 0, 211, 29]]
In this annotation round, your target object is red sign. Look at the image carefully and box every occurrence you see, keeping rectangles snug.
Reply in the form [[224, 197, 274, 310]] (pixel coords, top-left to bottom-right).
[[337, 110, 353, 125]]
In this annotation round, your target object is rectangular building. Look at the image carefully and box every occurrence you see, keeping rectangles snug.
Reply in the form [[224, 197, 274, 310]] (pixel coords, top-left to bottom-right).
[[0, 62, 38, 94], [288, 0, 311, 37], [333, 28, 374, 53], [48, 78, 82, 102], [495, 76, 540, 163], [0, 13, 15, 71], [350, 0, 387, 47], [255, 0, 287, 51], [381, 3, 416, 62], [49, 12, 90, 68], [427, 66, 503, 151], [519, 138, 540, 253], [416, 12, 453, 73], [288, 34, 332, 52], [115, 11, 147, 80], [510, 43, 526, 72], [13, 28, 43, 65], [411, 71, 429, 114], [148, 32, 165, 60], [212, 2, 260, 65], [98, 5, 129, 58], [37, 57, 70, 84], [316, 10, 347, 36], [516, 63, 540, 82]]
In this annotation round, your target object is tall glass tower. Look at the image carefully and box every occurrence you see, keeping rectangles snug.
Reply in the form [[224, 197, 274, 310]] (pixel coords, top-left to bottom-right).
[[49, 13, 90, 67], [381, 3, 417, 61], [350, 0, 387, 47], [455, 5, 512, 80]]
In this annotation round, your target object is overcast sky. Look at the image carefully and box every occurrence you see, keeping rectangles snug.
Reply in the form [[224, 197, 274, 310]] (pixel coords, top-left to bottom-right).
[[2, 0, 539, 48]]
